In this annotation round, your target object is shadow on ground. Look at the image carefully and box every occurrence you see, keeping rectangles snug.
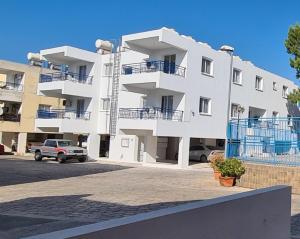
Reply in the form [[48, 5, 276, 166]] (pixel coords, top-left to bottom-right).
[[292, 213, 300, 237], [0, 158, 131, 187], [0, 194, 202, 238]]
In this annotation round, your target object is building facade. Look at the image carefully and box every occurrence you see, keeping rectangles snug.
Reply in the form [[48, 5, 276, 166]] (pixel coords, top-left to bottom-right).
[[0, 60, 63, 153], [28, 27, 299, 167]]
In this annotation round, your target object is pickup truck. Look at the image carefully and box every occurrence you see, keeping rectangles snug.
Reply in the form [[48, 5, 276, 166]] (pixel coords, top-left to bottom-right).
[[32, 139, 88, 163]]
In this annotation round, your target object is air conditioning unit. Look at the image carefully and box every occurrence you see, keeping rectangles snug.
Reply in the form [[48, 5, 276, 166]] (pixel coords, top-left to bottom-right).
[[63, 99, 72, 107]]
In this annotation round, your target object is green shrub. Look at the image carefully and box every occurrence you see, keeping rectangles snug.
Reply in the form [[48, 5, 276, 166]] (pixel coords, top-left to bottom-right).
[[219, 158, 245, 178]]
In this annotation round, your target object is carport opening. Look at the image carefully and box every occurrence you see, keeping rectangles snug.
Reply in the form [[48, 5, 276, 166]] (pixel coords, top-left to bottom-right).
[[188, 138, 225, 166]]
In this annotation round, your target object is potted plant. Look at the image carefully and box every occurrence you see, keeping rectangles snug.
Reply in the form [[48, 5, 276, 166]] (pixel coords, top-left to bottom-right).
[[218, 158, 245, 187], [210, 154, 224, 180]]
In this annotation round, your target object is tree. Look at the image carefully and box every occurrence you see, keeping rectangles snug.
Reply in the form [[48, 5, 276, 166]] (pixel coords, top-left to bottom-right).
[[285, 23, 300, 79], [285, 24, 300, 103]]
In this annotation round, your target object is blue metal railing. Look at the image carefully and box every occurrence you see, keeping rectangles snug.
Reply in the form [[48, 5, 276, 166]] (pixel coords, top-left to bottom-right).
[[37, 109, 91, 120], [0, 81, 23, 91], [119, 107, 183, 122], [39, 72, 93, 84], [121, 60, 186, 77], [227, 117, 300, 166]]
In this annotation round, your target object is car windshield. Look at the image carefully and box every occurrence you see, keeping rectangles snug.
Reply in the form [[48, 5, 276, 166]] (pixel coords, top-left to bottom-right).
[[57, 141, 72, 147]]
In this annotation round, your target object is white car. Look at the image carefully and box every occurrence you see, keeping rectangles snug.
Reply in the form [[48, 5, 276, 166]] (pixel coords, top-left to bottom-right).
[[189, 145, 224, 162]]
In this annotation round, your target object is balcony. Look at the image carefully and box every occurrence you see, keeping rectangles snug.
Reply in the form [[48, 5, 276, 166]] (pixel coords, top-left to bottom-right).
[[0, 81, 23, 102], [119, 107, 183, 121], [120, 61, 186, 93], [35, 109, 91, 133], [0, 114, 20, 122], [122, 61, 186, 77], [118, 108, 184, 136], [38, 72, 93, 98]]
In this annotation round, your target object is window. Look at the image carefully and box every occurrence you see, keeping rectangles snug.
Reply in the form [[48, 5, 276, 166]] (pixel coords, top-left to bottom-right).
[[255, 76, 263, 91], [104, 63, 113, 76], [199, 97, 211, 114], [231, 104, 239, 118], [282, 86, 288, 98], [38, 104, 51, 111], [45, 140, 57, 148], [233, 69, 242, 84], [101, 98, 110, 111], [273, 82, 277, 91], [201, 58, 213, 76]]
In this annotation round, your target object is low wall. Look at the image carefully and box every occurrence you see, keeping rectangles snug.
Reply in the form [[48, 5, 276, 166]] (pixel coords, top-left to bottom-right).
[[237, 163, 300, 194], [23, 186, 291, 239]]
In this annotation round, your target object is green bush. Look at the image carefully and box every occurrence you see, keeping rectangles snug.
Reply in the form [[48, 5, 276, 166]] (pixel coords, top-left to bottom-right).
[[219, 158, 245, 178]]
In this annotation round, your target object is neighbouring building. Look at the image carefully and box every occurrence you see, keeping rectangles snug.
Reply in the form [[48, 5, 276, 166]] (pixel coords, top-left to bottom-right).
[[0, 60, 63, 153], [30, 27, 299, 167]]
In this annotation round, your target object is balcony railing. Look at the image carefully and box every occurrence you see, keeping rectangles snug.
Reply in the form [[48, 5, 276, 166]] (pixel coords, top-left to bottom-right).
[[119, 107, 183, 122], [40, 72, 93, 85], [0, 81, 23, 92], [0, 114, 20, 122], [121, 61, 186, 77], [37, 109, 91, 120]]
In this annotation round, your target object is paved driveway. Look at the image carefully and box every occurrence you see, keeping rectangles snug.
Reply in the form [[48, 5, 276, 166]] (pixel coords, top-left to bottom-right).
[[0, 156, 296, 238]]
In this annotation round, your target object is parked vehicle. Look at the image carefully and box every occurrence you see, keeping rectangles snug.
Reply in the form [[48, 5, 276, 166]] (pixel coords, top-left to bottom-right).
[[175, 144, 224, 162], [32, 139, 88, 163]]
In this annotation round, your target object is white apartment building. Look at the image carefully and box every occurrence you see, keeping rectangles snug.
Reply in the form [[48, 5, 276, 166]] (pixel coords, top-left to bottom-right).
[[32, 27, 298, 168]]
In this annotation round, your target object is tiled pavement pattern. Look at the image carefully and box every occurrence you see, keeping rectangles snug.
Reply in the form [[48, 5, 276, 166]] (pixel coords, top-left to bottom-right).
[[0, 156, 298, 238]]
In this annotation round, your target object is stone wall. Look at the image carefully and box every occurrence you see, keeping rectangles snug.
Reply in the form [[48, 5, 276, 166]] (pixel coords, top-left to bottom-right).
[[237, 163, 300, 194]]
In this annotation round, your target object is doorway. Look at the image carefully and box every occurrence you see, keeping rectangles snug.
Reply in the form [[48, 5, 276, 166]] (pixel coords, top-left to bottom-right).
[[161, 96, 173, 120], [164, 55, 176, 74], [76, 99, 85, 118]]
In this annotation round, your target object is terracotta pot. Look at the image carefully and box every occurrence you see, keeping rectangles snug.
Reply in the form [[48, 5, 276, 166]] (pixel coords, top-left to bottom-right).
[[219, 176, 235, 187], [213, 170, 221, 180]]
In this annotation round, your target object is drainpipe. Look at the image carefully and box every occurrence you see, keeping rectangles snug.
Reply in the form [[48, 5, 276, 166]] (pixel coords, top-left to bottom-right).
[[220, 45, 234, 158]]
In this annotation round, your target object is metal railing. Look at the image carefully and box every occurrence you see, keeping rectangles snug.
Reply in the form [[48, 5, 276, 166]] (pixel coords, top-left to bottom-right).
[[0, 114, 20, 122], [40, 72, 93, 84], [119, 107, 183, 122], [37, 109, 91, 120], [121, 60, 186, 77], [0, 81, 23, 91], [227, 117, 300, 166]]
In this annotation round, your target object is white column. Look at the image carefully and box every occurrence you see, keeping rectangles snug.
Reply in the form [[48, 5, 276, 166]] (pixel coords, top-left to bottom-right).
[[144, 136, 157, 163], [178, 136, 190, 168], [87, 134, 100, 160], [0, 132, 3, 144], [17, 132, 27, 155]]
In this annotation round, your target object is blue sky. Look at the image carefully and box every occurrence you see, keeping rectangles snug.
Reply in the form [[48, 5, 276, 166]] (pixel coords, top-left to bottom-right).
[[0, 0, 299, 84]]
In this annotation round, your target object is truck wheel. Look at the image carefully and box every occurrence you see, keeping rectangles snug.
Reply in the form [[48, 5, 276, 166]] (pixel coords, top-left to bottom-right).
[[57, 153, 66, 164], [78, 156, 87, 163], [34, 151, 43, 161]]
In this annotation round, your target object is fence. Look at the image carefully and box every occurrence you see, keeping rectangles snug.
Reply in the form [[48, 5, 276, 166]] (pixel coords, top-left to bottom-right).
[[227, 117, 300, 166]]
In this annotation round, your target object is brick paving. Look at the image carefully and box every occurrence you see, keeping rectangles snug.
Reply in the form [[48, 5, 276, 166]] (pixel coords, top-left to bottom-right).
[[0, 156, 298, 238]]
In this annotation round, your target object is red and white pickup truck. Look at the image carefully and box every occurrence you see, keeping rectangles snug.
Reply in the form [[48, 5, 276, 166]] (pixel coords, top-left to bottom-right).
[[31, 139, 88, 163]]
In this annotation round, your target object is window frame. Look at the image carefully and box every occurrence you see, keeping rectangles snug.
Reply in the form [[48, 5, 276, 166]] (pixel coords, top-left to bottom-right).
[[101, 98, 110, 111], [103, 63, 113, 76], [231, 103, 239, 118], [201, 57, 213, 76], [282, 86, 288, 99], [255, 76, 263, 91], [232, 68, 242, 85], [199, 97, 212, 115]]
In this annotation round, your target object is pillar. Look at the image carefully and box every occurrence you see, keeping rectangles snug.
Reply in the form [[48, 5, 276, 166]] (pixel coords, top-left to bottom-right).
[[144, 136, 157, 163], [17, 132, 27, 155], [87, 134, 100, 160], [178, 136, 190, 168]]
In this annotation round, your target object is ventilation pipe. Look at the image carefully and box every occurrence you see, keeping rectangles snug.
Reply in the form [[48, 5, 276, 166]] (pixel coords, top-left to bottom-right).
[[95, 39, 113, 54]]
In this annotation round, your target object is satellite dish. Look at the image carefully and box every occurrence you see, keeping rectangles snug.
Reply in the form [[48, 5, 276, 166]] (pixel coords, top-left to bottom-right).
[[0, 107, 4, 116]]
